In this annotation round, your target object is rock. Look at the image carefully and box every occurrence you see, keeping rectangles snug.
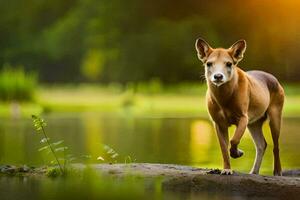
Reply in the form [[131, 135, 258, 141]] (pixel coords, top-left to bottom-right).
[[72, 163, 300, 198], [1, 163, 300, 198], [0, 165, 37, 175], [0, 165, 17, 174], [282, 169, 300, 177], [18, 165, 31, 173]]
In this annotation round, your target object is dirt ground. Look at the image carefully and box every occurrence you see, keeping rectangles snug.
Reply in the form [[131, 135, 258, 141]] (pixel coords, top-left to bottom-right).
[[75, 163, 300, 198]]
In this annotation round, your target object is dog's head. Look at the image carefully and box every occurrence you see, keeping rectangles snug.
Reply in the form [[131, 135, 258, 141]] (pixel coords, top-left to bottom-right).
[[195, 38, 246, 87]]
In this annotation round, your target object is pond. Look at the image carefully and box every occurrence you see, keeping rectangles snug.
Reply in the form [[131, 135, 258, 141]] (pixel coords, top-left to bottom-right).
[[1, 113, 299, 173], [0, 113, 299, 199]]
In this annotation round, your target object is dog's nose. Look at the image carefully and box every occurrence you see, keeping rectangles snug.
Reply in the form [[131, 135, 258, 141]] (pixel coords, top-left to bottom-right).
[[214, 73, 223, 81]]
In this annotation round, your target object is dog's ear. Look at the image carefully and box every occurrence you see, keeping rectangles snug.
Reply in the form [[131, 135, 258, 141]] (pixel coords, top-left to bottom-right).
[[195, 38, 212, 63], [229, 40, 246, 64]]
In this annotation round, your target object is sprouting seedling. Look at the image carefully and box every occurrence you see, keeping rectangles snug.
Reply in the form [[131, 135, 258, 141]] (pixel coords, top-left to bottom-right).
[[104, 144, 119, 163], [97, 145, 119, 163], [32, 115, 64, 174], [124, 155, 137, 164], [97, 145, 136, 164]]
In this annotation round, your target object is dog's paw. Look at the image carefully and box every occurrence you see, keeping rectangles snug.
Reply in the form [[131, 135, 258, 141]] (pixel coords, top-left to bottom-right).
[[249, 170, 259, 175], [221, 169, 233, 175], [230, 148, 244, 159], [273, 171, 282, 176]]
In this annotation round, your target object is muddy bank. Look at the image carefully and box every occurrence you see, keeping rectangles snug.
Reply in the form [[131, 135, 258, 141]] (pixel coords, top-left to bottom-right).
[[76, 163, 300, 198], [1, 163, 300, 198]]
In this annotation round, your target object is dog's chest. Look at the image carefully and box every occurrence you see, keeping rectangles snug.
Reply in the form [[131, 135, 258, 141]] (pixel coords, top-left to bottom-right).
[[222, 108, 240, 125], [220, 103, 266, 125]]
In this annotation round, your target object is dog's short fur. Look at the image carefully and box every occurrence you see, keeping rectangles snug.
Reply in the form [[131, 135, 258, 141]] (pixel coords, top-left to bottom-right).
[[195, 38, 284, 175]]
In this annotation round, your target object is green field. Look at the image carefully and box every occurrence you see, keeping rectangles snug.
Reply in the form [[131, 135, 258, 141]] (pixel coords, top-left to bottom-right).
[[0, 83, 299, 118]]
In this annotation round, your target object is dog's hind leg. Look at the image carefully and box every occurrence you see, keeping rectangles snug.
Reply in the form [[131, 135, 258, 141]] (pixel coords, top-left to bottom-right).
[[248, 117, 267, 174], [267, 88, 284, 176], [268, 105, 283, 176]]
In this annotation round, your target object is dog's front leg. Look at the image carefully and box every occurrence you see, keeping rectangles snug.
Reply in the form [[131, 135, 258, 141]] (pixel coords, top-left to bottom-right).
[[214, 123, 232, 175], [230, 115, 248, 158]]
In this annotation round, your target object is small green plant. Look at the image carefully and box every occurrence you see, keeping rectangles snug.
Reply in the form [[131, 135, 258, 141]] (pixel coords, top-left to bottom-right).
[[97, 145, 119, 164], [97, 144, 137, 164], [46, 167, 62, 178], [0, 64, 37, 102], [32, 115, 71, 175], [124, 155, 137, 164]]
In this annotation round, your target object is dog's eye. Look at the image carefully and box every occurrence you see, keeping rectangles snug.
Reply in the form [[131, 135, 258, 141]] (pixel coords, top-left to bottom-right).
[[206, 62, 213, 67], [226, 62, 232, 68]]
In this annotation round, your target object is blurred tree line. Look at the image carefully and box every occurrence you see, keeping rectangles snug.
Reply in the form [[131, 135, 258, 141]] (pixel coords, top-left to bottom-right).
[[0, 0, 299, 83]]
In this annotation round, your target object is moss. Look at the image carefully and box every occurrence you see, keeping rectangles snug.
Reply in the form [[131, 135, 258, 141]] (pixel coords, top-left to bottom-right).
[[46, 167, 62, 178]]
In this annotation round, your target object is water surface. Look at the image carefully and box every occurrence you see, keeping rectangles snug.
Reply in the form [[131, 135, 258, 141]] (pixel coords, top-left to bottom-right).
[[0, 113, 299, 174]]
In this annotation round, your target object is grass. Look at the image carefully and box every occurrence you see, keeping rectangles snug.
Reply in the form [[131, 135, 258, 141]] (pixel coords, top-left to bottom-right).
[[0, 66, 37, 102], [0, 102, 43, 117], [35, 84, 209, 117], [0, 83, 299, 118], [37, 83, 300, 118]]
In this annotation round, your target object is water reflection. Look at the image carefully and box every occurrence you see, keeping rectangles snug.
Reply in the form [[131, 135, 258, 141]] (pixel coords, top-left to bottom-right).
[[81, 113, 104, 160], [0, 114, 299, 175], [0, 173, 249, 200], [189, 120, 212, 165]]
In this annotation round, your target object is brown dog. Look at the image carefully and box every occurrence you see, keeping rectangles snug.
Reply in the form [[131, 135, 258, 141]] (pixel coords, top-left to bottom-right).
[[195, 38, 284, 175]]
